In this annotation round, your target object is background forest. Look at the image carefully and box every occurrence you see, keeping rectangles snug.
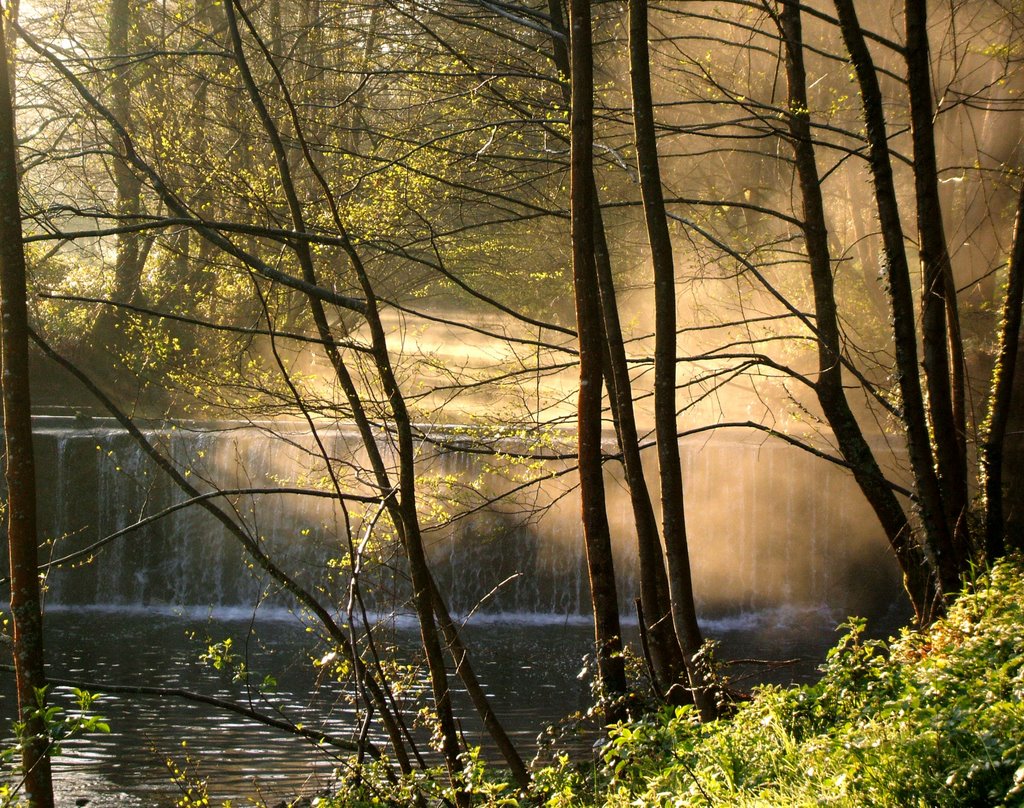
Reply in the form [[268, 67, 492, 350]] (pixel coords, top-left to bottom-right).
[[1, 0, 1023, 804]]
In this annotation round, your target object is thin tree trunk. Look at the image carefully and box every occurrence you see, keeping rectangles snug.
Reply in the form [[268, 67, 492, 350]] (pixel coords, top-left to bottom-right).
[[627, 0, 715, 719], [317, 295, 526, 788], [832, 0, 956, 610], [226, 2, 530, 789], [359, 297, 468, 802], [268, 0, 281, 54], [223, 3, 467, 793], [347, 3, 381, 153], [905, 0, 969, 562], [595, 230, 689, 700], [778, 1, 936, 623], [107, 0, 145, 306], [0, 14, 54, 804], [568, 0, 628, 723], [3, 0, 16, 110], [981, 178, 1024, 558], [547, 0, 686, 699]]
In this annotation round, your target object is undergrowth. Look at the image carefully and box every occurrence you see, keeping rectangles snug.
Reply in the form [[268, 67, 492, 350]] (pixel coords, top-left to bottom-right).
[[542, 556, 1024, 807]]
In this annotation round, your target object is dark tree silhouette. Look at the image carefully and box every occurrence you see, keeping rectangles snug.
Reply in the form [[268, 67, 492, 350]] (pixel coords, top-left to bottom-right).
[[0, 9, 54, 805]]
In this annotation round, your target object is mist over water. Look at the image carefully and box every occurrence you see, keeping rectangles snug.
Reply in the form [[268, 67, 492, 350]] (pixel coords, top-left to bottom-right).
[[30, 416, 906, 620]]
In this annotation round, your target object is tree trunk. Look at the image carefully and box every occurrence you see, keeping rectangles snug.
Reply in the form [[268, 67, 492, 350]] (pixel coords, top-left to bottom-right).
[[568, 0, 628, 723], [547, 0, 687, 701], [594, 225, 688, 699], [981, 179, 1024, 558], [361, 300, 468, 801], [1003, 350, 1024, 551], [107, 0, 145, 305], [3, 0, 16, 110], [0, 14, 54, 805], [268, 0, 281, 54], [778, 1, 936, 623], [833, 0, 956, 610], [627, 0, 715, 719], [905, 0, 969, 563], [346, 3, 381, 153]]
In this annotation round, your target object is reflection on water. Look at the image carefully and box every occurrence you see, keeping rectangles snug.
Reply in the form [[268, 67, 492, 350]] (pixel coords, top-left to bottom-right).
[[0, 604, 906, 806]]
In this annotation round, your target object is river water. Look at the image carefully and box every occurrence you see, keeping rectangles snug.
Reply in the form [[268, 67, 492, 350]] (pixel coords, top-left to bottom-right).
[[0, 602, 905, 806]]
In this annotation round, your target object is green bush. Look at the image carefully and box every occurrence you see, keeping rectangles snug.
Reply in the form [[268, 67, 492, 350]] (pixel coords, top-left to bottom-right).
[[545, 557, 1024, 807]]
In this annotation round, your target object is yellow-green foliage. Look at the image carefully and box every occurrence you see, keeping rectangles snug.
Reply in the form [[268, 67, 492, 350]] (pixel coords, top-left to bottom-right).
[[559, 557, 1024, 807]]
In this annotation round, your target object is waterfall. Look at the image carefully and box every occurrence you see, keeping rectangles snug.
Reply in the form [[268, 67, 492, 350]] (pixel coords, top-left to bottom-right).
[[24, 416, 904, 619]]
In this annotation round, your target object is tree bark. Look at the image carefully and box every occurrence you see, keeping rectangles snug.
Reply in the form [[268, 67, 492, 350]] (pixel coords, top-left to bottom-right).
[[627, 0, 715, 719], [778, 0, 936, 622], [833, 0, 956, 611], [594, 231, 688, 699], [107, 0, 145, 305], [2, 0, 16, 109], [0, 12, 54, 804], [981, 178, 1024, 558], [568, 0, 628, 723], [547, 0, 687, 701], [905, 0, 969, 563]]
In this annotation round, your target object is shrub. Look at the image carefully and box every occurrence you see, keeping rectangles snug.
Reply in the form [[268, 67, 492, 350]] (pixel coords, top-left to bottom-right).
[[544, 557, 1024, 807]]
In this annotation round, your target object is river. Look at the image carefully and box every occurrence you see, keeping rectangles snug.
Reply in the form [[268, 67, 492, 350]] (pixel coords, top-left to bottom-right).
[[0, 601, 908, 806]]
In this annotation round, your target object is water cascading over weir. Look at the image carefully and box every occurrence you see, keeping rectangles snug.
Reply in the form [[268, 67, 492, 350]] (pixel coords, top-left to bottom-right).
[[27, 415, 905, 621]]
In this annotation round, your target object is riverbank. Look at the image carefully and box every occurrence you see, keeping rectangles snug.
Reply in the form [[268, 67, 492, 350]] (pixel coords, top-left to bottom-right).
[[323, 557, 1024, 807]]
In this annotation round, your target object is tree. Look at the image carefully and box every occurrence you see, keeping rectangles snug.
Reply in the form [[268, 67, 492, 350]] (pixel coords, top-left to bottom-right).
[[106, 0, 147, 307], [628, 0, 717, 719], [980, 178, 1024, 559], [0, 6, 54, 804], [568, 0, 629, 723]]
